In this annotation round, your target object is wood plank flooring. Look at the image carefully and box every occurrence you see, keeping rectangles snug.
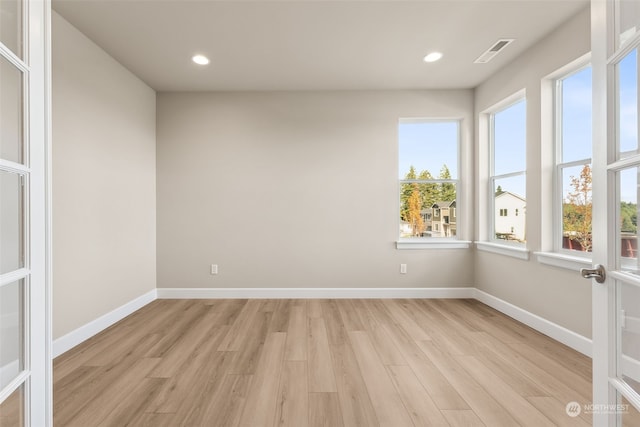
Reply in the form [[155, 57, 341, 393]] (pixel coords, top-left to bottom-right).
[[52, 298, 606, 426]]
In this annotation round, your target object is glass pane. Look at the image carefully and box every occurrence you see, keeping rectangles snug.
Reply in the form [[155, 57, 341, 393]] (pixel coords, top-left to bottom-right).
[[0, 384, 24, 427], [621, 280, 640, 391], [493, 99, 526, 176], [398, 121, 458, 179], [400, 183, 456, 238], [560, 67, 592, 163], [0, 280, 23, 390], [622, 395, 640, 426], [0, 55, 23, 164], [619, 0, 640, 47], [619, 49, 638, 155], [562, 164, 592, 252], [493, 175, 526, 242], [619, 168, 639, 272], [0, 171, 23, 274], [0, 0, 22, 59]]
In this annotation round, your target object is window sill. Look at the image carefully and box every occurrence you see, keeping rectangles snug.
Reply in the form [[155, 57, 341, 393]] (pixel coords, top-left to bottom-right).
[[396, 239, 472, 250], [535, 251, 592, 272], [475, 241, 530, 260]]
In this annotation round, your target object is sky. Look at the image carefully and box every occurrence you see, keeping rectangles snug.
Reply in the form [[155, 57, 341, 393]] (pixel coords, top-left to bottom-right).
[[398, 121, 458, 180], [398, 52, 637, 206]]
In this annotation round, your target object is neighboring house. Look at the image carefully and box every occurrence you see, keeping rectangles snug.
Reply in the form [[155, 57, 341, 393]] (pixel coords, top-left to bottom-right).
[[422, 201, 456, 237], [494, 191, 526, 241]]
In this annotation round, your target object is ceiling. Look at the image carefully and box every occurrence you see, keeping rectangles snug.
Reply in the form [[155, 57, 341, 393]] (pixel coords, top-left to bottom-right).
[[52, 0, 589, 92]]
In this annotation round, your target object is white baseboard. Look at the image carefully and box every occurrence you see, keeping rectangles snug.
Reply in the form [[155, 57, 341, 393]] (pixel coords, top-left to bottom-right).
[[156, 287, 476, 299], [52, 289, 157, 358], [473, 289, 592, 357], [51, 286, 593, 360]]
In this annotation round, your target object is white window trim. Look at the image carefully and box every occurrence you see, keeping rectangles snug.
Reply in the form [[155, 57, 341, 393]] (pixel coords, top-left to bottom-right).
[[476, 241, 530, 260], [535, 251, 592, 271], [396, 118, 465, 249], [540, 53, 592, 269], [487, 92, 527, 247], [397, 239, 471, 250]]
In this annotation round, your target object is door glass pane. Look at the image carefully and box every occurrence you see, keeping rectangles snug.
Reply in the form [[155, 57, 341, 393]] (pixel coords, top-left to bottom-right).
[[619, 49, 638, 156], [0, 171, 23, 274], [0, 55, 23, 164], [0, 384, 23, 427], [619, 0, 640, 47], [0, 0, 22, 59], [493, 174, 526, 242], [0, 280, 23, 390], [619, 168, 639, 273], [562, 164, 593, 252], [621, 281, 640, 395]]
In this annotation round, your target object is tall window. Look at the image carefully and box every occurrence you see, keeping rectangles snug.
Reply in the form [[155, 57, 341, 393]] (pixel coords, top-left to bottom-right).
[[398, 120, 459, 239], [555, 65, 593, 253], [490, 98, 526, 243]]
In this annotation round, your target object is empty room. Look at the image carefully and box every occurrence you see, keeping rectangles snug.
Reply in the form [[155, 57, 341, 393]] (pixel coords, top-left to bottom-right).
[[3, 0, 640, 425]]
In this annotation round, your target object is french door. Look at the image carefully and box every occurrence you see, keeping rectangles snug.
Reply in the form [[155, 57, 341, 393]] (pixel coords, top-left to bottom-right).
[[591, 0, 640, 425], [0, 0, 50, 426]]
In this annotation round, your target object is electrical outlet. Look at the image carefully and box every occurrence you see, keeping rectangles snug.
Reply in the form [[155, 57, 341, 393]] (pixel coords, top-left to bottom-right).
[[210, 264, 218, 275], [400, 264, 407, 274]]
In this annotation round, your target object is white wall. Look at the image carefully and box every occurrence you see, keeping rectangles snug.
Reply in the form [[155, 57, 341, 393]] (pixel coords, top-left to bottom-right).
[[474, 7, 592, 337], [157, 90, 474, 290], [52, 12, 157, 340]]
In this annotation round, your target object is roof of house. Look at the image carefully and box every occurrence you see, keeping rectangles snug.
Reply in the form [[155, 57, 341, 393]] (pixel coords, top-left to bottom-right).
[[495, 191, 526, 203], [432, 200, 456, 208]]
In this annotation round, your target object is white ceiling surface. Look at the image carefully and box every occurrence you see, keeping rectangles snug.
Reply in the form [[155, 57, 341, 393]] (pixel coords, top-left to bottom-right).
[[53, 0, 589, 92]]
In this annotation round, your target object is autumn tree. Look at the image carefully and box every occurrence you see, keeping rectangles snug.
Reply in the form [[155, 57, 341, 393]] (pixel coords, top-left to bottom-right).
[[563, 164, 593, 252], [407, 185, 425, 236]]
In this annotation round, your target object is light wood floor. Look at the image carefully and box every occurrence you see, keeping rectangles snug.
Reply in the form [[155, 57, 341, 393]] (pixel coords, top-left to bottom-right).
[[51, 298, 621, 426]]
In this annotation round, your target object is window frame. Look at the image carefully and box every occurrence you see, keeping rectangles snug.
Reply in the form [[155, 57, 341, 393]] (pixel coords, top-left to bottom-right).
[[488, 95, 527, 247], [396, 118, 470, 249], [553, 62, 593, 257]]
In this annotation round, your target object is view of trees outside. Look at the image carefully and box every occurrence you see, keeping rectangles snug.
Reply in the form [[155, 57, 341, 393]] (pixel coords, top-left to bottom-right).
[[559, 66, 592, 252], [563, 164, 593, 252], [400, 165, 456, 237], [398, 121, 458, 238]]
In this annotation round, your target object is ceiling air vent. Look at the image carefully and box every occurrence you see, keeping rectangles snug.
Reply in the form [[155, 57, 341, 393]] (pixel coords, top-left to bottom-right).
[[474, 39, 514, 64]]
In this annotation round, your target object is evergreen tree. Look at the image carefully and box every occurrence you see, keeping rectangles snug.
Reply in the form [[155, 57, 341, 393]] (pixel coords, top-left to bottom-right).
[[621, 201, 638, 233], [439, 164, 456, 202], [418, 169, 439, 209], [495, 185, 504, 196]]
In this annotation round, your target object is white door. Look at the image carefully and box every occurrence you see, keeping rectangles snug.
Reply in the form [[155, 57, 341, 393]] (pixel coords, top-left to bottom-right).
[[0, 0, 50, 425], [591, 0, 640, 425]]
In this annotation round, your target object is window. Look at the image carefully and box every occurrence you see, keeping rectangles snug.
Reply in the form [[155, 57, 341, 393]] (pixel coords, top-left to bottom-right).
[[490, 98, 526, 243], [555, 65, 592, 253], [399, 120, 459, 239], [515, 209, 519, 216]]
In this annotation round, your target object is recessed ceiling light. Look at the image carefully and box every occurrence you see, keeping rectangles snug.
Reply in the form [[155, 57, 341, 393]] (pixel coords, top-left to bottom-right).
[[423, 52, 443, 63], [192, 54, 210, 65]]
